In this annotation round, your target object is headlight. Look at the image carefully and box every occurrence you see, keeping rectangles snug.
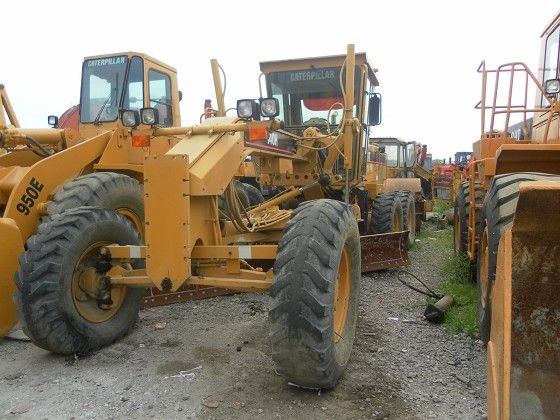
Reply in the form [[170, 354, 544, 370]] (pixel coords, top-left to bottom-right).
[[140, 108, 159, 125], [545, 79, 560, 95], [47, 115, 58, 127], [260, 98, 279, 118], [237, 99, 258, 119], [121, 110, 140, 127]]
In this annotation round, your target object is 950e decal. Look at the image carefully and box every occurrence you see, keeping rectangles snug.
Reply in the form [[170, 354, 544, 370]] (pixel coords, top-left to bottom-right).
[[16, 177, 44, 216]]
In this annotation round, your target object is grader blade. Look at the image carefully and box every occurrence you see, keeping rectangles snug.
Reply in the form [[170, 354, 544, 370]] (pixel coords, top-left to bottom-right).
[[143, 285, 234, 308], [0, 218, 24, 336], [360, 231, 409, 273], [487, 181, 560, 420]]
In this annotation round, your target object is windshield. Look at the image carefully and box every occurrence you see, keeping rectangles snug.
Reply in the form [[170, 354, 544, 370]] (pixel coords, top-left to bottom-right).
[[80, 56, 128, 123], [266, 67, 361, 130]]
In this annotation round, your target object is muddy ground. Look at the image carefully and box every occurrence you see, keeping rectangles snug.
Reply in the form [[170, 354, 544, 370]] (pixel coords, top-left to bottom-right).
[[0, 222, 486, 419]]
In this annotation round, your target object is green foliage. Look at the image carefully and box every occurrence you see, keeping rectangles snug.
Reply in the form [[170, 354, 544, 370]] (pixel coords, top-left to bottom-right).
[[440, 253, 478, 336], [433, 201, 453, 214], [411, 223, 452, 251]]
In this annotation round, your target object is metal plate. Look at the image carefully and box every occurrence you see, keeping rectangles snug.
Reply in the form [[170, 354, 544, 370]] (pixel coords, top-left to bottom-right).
[[360, 231, 409, 273], [143, 285, 235, 308]]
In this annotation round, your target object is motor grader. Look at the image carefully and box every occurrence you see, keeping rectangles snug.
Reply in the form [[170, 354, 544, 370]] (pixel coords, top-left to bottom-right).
[[454, 11, 560, 419], [9, 44, 413, 389], [370, 136, 432, 234]]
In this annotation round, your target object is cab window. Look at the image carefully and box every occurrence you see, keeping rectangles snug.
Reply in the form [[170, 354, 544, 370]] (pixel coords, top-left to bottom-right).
[[124, 56, 144, 111], [541, 25, 560, 106], [149, 70, 173, 127]]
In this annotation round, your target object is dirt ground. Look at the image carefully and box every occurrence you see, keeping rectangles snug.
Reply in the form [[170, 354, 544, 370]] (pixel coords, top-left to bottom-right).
[[0, 222, 486, 420]]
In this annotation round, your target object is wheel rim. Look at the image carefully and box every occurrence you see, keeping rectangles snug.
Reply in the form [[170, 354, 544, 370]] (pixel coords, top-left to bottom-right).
[[72, 241, 127, 323], [392, 206, 402, 232], [333, 245, 351, 343], [116, 207, 143, 236], [479, 227, 489, 311]]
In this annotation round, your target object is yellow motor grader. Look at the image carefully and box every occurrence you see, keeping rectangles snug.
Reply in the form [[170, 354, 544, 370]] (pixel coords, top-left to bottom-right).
[[8, 44, 412, 389], [454, 11, 560, 419]]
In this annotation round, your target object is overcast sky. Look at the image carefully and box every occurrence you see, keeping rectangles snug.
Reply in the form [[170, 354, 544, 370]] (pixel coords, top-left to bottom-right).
[[2, 1, 558, 159]]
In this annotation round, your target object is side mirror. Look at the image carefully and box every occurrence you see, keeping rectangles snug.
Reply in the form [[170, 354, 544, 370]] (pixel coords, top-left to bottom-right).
[[178, 91, 183, 102], [48, 115, 59, 127], [368, 93, 382, 126]]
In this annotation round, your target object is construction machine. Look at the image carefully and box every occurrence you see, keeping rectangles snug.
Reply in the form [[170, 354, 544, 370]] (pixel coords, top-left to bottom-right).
[[0, 53, 187, 336], [370, 137, 431, 231], [9, 44, 411, 389], [431, 151, 473, 205], [454, 11, 560, 419]]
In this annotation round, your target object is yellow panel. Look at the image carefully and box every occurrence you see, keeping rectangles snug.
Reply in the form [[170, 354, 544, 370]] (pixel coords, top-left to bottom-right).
[[144, 155, 190, 291], [0, 218, 24, 335]]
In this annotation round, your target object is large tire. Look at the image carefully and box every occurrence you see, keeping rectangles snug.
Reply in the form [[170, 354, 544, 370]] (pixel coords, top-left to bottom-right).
[[453, 181, 484, 255], [48, 172, 144, 233], [14, 207, 145, 355], [240, 182, 265, 206], [476, 172, 560, 343], [397, 191, 416, 248], [269, 199, 361, 388], [369, 192, 403, 234], [454, 182, 469, 254], [218, 180, 250, 219]]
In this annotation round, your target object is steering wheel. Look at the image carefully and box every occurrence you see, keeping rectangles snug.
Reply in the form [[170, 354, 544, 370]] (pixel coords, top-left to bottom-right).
[[303, 117, 329, 126]]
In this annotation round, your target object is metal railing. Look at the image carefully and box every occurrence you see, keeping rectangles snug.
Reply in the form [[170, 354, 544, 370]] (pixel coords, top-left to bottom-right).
[[475, 61, 556, 142]]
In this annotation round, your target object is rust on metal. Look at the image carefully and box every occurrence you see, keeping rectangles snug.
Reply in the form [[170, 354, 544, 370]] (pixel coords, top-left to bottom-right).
[[360, 231, 409, 273], [507, 182, 560, 420]]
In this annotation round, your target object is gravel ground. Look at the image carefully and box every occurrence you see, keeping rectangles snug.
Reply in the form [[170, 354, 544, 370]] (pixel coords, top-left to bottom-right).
[[0, 222, 486, 419]]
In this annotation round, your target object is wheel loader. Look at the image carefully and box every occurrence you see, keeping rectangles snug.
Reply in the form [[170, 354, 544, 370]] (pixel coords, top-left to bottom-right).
[[454, 11, 560, 419], [9, 44, 413, 389], [0, 52, 187, 336]]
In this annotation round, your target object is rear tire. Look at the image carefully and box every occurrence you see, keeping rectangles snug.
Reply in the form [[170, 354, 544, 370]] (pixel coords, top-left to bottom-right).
[[369, 192, 403, 234], [477, 172, 560, 343], [269, 199, 361, 388], [14, 207, 145, 355], [397, 191, 416, 248]]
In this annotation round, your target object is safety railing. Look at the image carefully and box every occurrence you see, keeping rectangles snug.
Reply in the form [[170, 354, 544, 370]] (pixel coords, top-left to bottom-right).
[[475, 61, 556, 142]]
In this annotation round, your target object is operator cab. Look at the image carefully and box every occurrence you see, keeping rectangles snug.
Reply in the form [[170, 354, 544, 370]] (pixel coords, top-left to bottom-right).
[[78, 53, 181, 135]]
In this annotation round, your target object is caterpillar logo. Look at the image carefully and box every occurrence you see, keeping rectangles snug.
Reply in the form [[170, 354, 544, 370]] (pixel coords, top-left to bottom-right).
[[289, 69, 336, 82], [88, 57, 126, 67]]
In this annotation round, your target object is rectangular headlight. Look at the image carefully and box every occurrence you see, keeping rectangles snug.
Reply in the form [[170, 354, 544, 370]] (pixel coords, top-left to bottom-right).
[[140, 108, 159, 125], [121, 110, 140, 127], [237, 99, 258, 119], [544, 79, 560, 95], [260, 98, 279, 118]]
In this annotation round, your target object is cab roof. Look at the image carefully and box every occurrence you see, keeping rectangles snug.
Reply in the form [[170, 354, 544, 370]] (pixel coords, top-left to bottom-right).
[[259, 52, 379, 86], [83, 52, 177, 73]]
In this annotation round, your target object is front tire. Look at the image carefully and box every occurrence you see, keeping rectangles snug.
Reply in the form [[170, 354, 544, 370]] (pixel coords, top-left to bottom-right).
[[476, 172, 560, 343], [269, 199, 361, 389], [397, 191, 416, 248], [14, 207, 145, 354], [47, 172, 144, 233]]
